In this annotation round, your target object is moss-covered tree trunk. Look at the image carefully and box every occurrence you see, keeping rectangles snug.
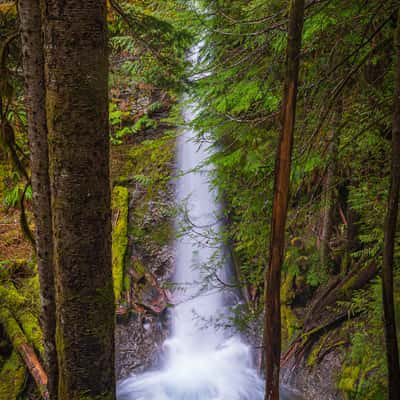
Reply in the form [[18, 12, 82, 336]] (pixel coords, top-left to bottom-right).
[[382, 8, 400, 400], [18, 1, 57, 398], [264, 1, 305, 399], [42, 1, 115, 399]]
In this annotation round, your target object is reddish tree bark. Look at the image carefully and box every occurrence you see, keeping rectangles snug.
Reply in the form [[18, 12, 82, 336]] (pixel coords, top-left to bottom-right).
[[264, 1, 305, 399]]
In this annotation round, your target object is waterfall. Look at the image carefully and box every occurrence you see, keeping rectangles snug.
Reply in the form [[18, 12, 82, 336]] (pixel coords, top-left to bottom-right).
[[117, 44, 297, 400]]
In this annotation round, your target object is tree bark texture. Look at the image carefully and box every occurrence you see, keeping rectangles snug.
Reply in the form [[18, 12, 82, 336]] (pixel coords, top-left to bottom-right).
[[18, 1, 58, 398], [42, 1, 115, 399], [320, 119, 339, 271], [264, 1, 305, 399], [382, 8, 400, 400]]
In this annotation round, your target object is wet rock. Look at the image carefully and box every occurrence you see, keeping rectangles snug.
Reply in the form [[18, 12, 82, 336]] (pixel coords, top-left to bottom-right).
[[282, 350, 344, 400], [134, 272, 169, 315], [115, 312, 171, 380]]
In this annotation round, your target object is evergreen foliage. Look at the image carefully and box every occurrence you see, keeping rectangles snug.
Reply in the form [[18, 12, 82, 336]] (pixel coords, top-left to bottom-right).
[[190, 0, 400, 396]]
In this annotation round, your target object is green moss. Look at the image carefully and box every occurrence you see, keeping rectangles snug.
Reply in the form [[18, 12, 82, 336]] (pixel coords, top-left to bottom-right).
[[0, 283, 43, 354], [110, 132, 175, 308], [0, 308, 26, 349], [112, 186, 129, 303], [281, 272, 295, 305], [151, 220, 173, 246], [125, 136, 174, 190], [0, 285, 26, 308], [132, 259, 145, 280], [0, 351, 26, 400], [306, 334, 330, 368], [15, 310, 43, 355], [281, 304, 299, 349], [337, 365, 361, 393]]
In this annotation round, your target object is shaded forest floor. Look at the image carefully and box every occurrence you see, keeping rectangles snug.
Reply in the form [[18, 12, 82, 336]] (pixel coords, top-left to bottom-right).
[[0, 208, 33, 263]]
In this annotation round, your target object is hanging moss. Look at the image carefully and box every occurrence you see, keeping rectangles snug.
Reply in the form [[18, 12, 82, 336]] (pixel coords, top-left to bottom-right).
[[0, 351, 26, 400], [112, 185, 129, 303]]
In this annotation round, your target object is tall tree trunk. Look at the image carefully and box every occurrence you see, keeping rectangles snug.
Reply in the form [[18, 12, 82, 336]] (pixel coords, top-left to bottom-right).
[[382, 8, 400, 400], [42, 2, 115, 399], [264, 1, 305, 399], [18, 1, 58, 399], [320, 125, 338, 272]]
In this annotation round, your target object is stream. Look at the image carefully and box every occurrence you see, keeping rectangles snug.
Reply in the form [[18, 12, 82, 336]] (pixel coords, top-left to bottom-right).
[[117, 45, 299, 400]]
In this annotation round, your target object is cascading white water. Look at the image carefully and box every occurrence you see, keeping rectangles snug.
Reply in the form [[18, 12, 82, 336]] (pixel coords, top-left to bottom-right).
[[117, 44, 297, 400]]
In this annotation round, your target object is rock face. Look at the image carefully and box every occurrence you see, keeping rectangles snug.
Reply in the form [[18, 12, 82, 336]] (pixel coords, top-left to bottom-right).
[[115, 310, 171, 379], [111, 83, 176, 381], [115, 183, 174, 380], [114, 182, 174, 380], [281, 352, 344, 400]]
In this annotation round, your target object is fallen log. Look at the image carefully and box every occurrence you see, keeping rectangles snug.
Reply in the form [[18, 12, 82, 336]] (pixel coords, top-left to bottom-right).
[[0, 309, 48, 399], [303, 261, 378, 330], [0, 283, 44, 354], [282, 261, 378, 369], [281, 311, 354, 367]]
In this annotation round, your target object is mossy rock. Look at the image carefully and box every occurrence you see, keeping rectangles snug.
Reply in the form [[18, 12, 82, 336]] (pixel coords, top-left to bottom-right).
[[112, 186, 129, 303]]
